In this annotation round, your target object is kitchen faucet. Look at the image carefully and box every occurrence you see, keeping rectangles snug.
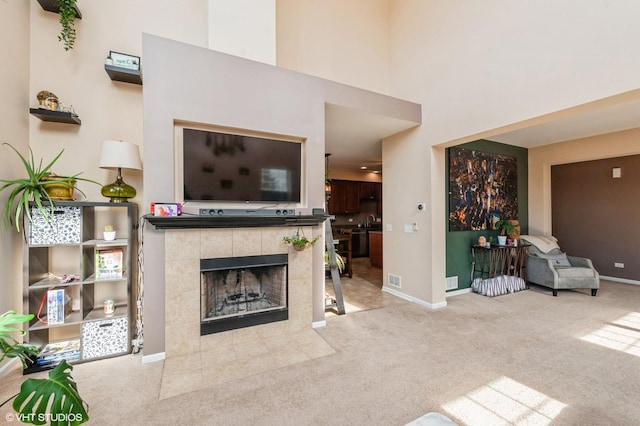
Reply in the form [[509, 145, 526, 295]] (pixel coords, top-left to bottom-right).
[[366, 214, 376, 227]]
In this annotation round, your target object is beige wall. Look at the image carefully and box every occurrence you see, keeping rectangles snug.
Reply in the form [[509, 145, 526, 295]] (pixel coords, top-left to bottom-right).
[[275, 1, 640, 307], [27, 1, 209, 207], [209, 0, 276, 64], [276, 0, 390, 94], [0, 0, 30, 316], [381, 1, 640, 305], [141, 34, 419, 357], [388, 0, 640, 145], [528, 128, 640, 235]]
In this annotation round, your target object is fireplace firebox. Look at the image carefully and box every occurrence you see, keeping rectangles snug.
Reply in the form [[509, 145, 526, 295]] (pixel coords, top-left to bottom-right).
[[200, 254, 288, 335]]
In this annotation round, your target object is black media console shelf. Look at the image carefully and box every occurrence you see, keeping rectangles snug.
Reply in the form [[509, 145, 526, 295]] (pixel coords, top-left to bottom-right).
[[144, 214, 329, 230], [29, 108, 81, 125]]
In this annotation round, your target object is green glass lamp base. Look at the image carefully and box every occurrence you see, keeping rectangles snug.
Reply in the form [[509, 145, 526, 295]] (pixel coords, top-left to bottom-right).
[[102, 178, 136, 203]]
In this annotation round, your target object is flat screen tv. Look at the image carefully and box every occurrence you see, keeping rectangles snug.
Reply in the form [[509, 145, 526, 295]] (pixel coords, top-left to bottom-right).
[[181, 128, 302, 204]]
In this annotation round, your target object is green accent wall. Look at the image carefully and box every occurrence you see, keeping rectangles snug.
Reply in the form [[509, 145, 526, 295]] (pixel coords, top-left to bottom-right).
[[446, 140, 528, 290]]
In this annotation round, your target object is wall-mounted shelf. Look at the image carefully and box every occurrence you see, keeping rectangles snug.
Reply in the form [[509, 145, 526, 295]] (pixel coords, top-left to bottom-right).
[[29, 108, 81, 125], [37, 0, 82, 19], [105, 65, 143, 85]]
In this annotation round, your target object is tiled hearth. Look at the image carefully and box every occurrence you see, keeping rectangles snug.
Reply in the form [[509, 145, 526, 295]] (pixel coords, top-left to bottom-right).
[[160, 226, 335, 399]]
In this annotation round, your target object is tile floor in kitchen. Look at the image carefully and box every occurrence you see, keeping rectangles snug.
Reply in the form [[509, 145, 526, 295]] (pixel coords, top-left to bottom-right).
[[325, 257, 386, 316]]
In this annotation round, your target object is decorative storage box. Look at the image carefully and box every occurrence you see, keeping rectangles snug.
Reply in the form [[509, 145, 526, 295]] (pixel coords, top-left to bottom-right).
[[28, 205, 81, 245], [81, 317, 128, 360]]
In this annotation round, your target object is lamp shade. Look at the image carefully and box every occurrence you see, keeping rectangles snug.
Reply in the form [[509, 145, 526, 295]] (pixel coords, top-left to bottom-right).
[[99, 140, 142, 170]]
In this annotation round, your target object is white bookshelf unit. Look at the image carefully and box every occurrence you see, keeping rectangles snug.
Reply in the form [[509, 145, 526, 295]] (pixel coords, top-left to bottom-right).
[[23, 201, 137, 373]]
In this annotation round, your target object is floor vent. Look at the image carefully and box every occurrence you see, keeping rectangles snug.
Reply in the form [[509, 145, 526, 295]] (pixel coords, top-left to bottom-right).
[[446, 276, 459, 291], [388, 273, 402, 288]]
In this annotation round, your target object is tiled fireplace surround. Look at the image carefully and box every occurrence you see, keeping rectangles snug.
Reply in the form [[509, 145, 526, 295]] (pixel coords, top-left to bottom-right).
[[160, 224, 335, 399]]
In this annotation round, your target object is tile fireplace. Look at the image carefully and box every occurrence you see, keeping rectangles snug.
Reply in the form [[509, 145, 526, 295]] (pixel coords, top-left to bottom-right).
[[144, 214, 333, 399], [200, 254, 289, 335]]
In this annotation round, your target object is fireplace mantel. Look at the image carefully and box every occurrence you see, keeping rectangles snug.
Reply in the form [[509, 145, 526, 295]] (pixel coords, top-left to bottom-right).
[[144, 214, 328, 230]]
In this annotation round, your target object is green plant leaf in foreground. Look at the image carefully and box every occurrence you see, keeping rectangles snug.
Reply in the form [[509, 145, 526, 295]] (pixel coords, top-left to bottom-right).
[[0, 311, 38, 367], [13, 360, 89, 425]]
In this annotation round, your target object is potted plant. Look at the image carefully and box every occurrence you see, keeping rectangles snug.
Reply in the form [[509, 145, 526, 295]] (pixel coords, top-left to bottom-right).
[[324, 251, 345, 272], [103, 225, 116, 241], [57, 0, 79, 51], [0, 143, 99, 232], [494, 218, 520, 244], [282, 229, 320, 251], [0, 310, 88, 424]]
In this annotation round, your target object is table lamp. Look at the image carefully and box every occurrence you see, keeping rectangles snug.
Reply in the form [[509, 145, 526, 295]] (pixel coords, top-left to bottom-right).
[[99, 140, 142, 202]]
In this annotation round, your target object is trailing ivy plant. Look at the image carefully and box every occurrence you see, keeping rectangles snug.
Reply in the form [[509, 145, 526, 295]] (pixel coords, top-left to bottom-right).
[[0, 311, 89, 425], [57, 0, 78, 51]]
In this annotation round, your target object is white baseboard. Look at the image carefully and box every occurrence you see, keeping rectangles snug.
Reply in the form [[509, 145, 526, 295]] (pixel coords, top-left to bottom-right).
[[446, 288, 473, 297], [312, 320, 327, 328], [0, 357, 20, 379], [141, 352, 166, 364], [382, 286, 447, 309], [601, 276, 640, 286]]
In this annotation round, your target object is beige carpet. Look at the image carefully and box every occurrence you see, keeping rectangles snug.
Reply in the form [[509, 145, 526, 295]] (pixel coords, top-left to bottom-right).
[[2, 269, 640, 425]]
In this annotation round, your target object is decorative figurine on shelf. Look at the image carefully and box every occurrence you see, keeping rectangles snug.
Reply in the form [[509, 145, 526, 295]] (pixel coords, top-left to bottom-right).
[[37, 90, 59, 111], [478, 236, 487, 247]]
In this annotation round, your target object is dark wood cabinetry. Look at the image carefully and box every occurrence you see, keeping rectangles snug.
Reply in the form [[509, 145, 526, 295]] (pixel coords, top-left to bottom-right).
[[328, 180, 360, 214], [328, 179, 382, 215], [359, 182, 379, 199], [359, 181, 382, 215]]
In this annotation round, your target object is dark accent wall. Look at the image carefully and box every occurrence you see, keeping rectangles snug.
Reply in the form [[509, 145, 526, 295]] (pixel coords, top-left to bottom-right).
[[552, 154, 640, 281], [446, 140, 528, 290]]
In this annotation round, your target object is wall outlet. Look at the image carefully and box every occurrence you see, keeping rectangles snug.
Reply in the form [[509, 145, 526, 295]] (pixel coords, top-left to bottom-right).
[[404, 224, 413, 233], [348, 218, 353, 222], [614, 262, 624, 268], [386, 224, 392, 231]]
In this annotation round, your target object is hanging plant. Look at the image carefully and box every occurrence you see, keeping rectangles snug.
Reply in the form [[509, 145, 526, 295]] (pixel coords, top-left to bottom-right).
[[283, 228, 320, 251], [57, 0, 78, 51]]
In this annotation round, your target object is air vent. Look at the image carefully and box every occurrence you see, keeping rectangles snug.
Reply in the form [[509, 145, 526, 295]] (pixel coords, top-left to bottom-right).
[[387, 273, 402, 288], [446, 276, 459, 291]]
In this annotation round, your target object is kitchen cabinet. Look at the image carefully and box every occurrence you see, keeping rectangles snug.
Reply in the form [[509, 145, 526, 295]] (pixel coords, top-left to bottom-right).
[[328, 180, 383, 215], [359, 181, 382, 216], [359, 182, 379, 199], [369, 231, 383, 268], [328, 180, 360, 214]]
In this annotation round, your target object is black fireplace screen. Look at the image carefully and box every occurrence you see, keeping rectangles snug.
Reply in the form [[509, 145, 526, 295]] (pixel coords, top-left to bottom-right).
[[200, 254, 288, 334]]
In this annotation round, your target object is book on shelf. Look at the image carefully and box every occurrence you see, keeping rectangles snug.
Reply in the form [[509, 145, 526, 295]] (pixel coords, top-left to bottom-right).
[[36, 339, 80, 365], [47, 287, 72, 325], [96, 248, 123, 279]]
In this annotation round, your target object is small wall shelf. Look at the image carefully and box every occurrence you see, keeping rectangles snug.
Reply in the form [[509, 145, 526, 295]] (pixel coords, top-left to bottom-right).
[[29, 108, 81, 125], [37, 0, 82, 19], [105, 65, 143, 85]]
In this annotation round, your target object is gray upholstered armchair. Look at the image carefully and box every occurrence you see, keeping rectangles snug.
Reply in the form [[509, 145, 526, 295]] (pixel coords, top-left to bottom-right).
[[520, 235, 599, 297]]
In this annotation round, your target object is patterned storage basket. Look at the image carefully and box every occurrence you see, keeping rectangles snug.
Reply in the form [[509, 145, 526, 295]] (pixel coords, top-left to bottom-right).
[[28, 206, 81, 245], [81, 316, 128, 360]]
